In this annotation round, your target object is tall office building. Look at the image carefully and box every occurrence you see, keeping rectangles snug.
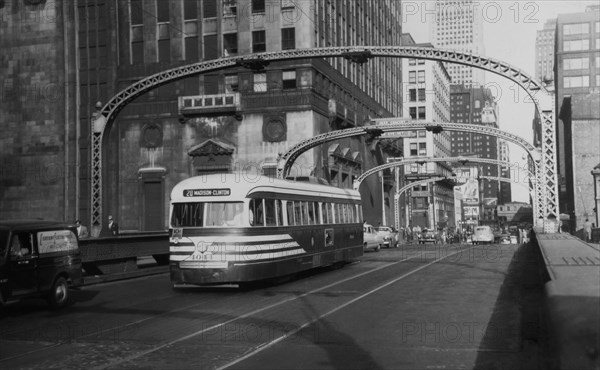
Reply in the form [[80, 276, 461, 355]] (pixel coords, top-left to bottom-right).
[[449, 84, 501, 201], [430, 0, 486, 86], [0, 0, 406, 230], [554, 5, 600, 230], [400, 34, 454, 229], [81, 0, 404, 231], [536, 18, 557, 84]]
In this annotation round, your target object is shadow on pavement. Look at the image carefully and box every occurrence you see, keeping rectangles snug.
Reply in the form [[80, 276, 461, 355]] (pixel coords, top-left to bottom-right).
[[474, 242, 552, 370]]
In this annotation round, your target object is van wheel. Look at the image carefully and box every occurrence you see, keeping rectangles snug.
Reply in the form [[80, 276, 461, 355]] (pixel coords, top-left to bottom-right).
[[47, 277, 69, 309]]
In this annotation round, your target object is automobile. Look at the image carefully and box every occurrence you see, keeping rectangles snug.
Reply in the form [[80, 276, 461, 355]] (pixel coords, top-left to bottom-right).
[[499, 235, 511, 244], [363, 224, 382, 252], [376, 226, 398, 248], [0, 220, 83, 309], [418, 228, 437, 244], [472, 225, 495, 245]]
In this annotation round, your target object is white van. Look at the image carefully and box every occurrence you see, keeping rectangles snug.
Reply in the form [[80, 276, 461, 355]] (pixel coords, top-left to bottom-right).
[[472, 226, 494, 245]]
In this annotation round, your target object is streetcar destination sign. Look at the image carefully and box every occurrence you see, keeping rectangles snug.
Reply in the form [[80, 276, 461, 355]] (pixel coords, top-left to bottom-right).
[[184, 188, 231, 197]]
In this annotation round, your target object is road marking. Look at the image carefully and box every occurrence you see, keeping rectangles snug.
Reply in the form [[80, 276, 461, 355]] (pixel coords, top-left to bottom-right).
[[92, 247, 457, 370], [216, 246, 472, 370]]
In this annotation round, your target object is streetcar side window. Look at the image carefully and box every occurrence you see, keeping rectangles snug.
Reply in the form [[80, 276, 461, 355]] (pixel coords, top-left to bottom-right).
[[294, 201, 303, 225], [275, 200, 283, 226], [315, 202, 322, 224], [265, 199, 277, 226], [303, 202, 310, 225], [249, 198, 265, 226], [323, 203, 331, 224], [171, 203, 204, 227], [307, 202, 315, 225], [286, 200, 294, 226], [349, 204, 356, 223]]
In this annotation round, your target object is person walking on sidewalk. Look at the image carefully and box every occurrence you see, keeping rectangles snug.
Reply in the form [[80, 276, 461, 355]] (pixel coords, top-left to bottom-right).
[[583, 219, 592, 242]]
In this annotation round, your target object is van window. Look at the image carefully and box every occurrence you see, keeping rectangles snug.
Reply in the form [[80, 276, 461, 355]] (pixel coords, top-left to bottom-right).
[[10, 233, 33, 258]]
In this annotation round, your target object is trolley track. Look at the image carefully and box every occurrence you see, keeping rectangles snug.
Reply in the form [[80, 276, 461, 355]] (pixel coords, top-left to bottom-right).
[[0, 244, 477, 369]]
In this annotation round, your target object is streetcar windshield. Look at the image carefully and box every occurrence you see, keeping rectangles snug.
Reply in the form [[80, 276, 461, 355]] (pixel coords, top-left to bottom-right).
[[171, 202, 244, 227]]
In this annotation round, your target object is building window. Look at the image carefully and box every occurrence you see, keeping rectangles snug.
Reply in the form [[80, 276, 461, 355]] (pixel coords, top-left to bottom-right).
[[225, 74, 239, 92], [252, 0, 265, 13], [563, 23, 589, 36], [409, 71, 416, 84], [409, 107, 417, 119], [564, 39, 589, 51], [157, 0, 169, 23], [132, 41, 144, 64], [130, 0, 144, 64], [254, 73, 267, 92], [419, 142, 427, 155], [410, 143, 418, 156], [184, 0, 197, 20], [223, 0, 237, 16], [282, 28, 295, 50], [203, 0, 217, 18], [252, 31, 266, 53], [282, 70, 296, 89], [564, 57, 589, 70], [418, 70, 425, 83], [418, 107, 426, 119], [418, 88, 425, 101], [563, 76, 589, 88], [409, 59, 416, 65], [130, 0, 144, 24], [223, 33, 238, 55], [158, 39, 170, 62], [185, 37, 199, 60], [204, 34, 218, 60], [409, 89, 417, 102]]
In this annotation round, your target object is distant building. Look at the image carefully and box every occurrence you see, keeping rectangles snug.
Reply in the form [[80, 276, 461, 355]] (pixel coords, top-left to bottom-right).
[[497, 202, 533, 225], [554, 5, 600, 230], [498, 140, 512, 204], [449, 85, 502, 201], [430, 0, 486, 86], [536, 18, 557, 85], [400, 34, 453, 230]]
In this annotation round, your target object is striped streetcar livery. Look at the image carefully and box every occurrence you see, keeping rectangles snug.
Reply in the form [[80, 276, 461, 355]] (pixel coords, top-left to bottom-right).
[[169, 174, 364, 286]]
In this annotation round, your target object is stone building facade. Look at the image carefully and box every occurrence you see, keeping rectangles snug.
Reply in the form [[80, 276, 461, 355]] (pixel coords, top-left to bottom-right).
[[1, 0, 405, 232]]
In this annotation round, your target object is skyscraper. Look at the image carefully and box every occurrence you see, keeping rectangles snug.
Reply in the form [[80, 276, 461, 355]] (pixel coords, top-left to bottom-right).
[[430, 0, 486, 86], [535, 18, 557, 85], [554, 5, 600, 230]]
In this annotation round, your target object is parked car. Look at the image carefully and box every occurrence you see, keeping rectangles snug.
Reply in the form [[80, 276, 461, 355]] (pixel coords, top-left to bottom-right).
[[418, 228, 437, 244], [499, 235, 511, 244], [0, 220, 83, 309], [363, 224, 382, 252], [376, 226, 398, 248], [472, 226, 495, 245]]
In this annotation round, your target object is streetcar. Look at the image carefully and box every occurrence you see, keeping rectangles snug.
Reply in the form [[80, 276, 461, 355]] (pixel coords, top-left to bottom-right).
[[169, 173, 364, 287]]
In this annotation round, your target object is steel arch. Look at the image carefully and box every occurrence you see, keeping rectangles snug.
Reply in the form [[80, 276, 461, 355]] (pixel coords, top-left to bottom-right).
[[393, 175, 523, 231], [91, 45, 557, 231], [354, 156, 531, 190]]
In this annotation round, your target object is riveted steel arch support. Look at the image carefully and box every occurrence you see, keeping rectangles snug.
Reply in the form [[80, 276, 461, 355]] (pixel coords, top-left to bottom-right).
[[91, 46, 556, 231]]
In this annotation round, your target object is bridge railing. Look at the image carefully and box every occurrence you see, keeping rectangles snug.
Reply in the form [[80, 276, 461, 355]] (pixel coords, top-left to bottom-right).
[[531, 229, 600, 370], [79, 232, 169, 282]]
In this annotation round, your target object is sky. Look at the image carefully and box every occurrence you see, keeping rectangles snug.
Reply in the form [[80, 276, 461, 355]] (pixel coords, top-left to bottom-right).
[[402, 0, 599, 202]]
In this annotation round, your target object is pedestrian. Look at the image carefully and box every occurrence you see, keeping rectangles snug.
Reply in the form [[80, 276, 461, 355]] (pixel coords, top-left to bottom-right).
[[583, 219, 592, 242], [75, 219, 89, 239], [100, 215, 119, 237]]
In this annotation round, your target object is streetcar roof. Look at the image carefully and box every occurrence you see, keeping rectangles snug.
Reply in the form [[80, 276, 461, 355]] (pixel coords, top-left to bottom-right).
[[170, 173, 361, 202]]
